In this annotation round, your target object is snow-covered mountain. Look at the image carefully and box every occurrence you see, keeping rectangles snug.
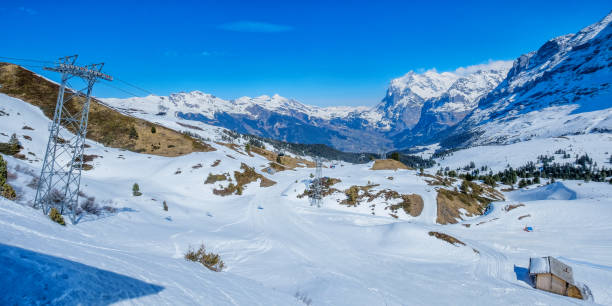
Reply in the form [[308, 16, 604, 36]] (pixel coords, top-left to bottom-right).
[[103, 62, 509, 152], [390, 63, 512, 146], [375, 70, 459, 131], [445, 11, 612, 147], [103, 93, 391, 152]]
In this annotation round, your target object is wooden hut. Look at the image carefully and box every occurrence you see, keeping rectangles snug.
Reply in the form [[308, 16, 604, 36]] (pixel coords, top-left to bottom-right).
[[528, 256, 582, 299]]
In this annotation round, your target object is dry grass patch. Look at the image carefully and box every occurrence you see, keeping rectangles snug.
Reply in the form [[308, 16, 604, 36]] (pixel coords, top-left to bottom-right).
[[370, 159, 412, 170], [205, 173, 228, 184], [250, 146, 315, 169], [504, 203, 525, 211], [436, 180, 504, 225], [428, 231, 465, 246], [422, 173, 454, 186], [335, 184, 424, 217], [213, 163, 276, 196], [298, 177, 342, 199], [388, 194, 424, 217]]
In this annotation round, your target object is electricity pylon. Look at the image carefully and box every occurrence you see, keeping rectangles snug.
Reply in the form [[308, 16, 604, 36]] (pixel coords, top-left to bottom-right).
[[310, 156, 323, 207], [34, 55, 112, 224]]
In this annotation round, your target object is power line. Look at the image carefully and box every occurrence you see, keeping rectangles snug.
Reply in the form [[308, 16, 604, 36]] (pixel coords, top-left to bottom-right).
[[1, 54, 156, 97], [99, 81, 143, 98], [115, 78, 155, 95], [0, 56, 54, 64]]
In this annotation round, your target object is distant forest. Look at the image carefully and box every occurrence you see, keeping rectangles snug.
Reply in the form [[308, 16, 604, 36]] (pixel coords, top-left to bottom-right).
[[220, 130, 436, 168]]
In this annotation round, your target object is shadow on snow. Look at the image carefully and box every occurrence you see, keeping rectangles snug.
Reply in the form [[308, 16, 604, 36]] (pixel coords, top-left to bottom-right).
[[0, 243, 164, 305]]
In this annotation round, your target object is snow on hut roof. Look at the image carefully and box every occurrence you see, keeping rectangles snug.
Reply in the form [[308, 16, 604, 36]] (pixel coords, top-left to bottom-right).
[[529, 257, 549, 274], [529, 256, 575, 285]]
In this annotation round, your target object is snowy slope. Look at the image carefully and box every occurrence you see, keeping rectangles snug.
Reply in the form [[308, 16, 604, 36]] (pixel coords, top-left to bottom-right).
[[435, 133, 612, 172], [3, 91, 612, 304], [447, 11, 612, 147]]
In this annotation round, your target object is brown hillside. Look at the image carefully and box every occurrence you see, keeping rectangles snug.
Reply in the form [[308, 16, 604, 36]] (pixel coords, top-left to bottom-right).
[[370, 159, 411, 170], [436, 180, 504, 224], [0, 63, 213, 156]]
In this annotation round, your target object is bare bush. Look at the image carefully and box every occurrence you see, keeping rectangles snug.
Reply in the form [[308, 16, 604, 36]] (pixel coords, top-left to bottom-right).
[[27, 177, 39, 189], [80, 196, 101, 216], [294, 291, 312, 305]]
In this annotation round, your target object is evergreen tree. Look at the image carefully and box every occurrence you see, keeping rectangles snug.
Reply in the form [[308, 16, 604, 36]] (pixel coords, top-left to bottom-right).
[[151, 126, 156, 134], [8, 133, 20, 151], [129, 126, 139, 140], [163, 200, 168, 211], [132, 183, 142, 196]]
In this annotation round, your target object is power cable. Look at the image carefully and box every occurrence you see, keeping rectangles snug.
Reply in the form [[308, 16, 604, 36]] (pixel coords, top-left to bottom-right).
[[0, 56, 54, 64]]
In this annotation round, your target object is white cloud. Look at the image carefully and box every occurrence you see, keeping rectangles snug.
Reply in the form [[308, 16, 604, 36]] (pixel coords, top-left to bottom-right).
[[453, 59, 514, 76]]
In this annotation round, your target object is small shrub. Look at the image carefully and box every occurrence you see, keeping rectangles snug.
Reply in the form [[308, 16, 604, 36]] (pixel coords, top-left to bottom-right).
[[163, 200, 168, 211], [151, 126, 156, 134], [0, 155, 7, 186], [132, 183, 142, 196], [1, 183, 16, 200], [49, 207, 66, 226], [27, 177, 39, 189], [294, 291, 313, 305], [80, 197, 100, 215], [184, 243, 225, 272], [128, 126, 139, 140]]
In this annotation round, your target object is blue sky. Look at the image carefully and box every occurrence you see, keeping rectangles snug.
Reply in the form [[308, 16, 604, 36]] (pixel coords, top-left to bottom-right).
[[1, 0, 610, 106]]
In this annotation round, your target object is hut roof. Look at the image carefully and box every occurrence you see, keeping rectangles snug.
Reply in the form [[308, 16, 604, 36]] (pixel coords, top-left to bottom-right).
[[529, 256, 575, 285]]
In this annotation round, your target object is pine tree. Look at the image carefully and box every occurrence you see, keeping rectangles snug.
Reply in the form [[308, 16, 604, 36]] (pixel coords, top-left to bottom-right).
[[151, 126, 156, 134], [129, 126, 139, 140], [163, 200, 168, 211], [132, 183, 142, 196], [8, 133, 20, 152]]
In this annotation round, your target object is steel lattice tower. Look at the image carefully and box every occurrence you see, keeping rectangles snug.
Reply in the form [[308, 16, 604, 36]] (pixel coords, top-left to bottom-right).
[[310, 156, 323, 207], [34, 55, 112, 224]]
